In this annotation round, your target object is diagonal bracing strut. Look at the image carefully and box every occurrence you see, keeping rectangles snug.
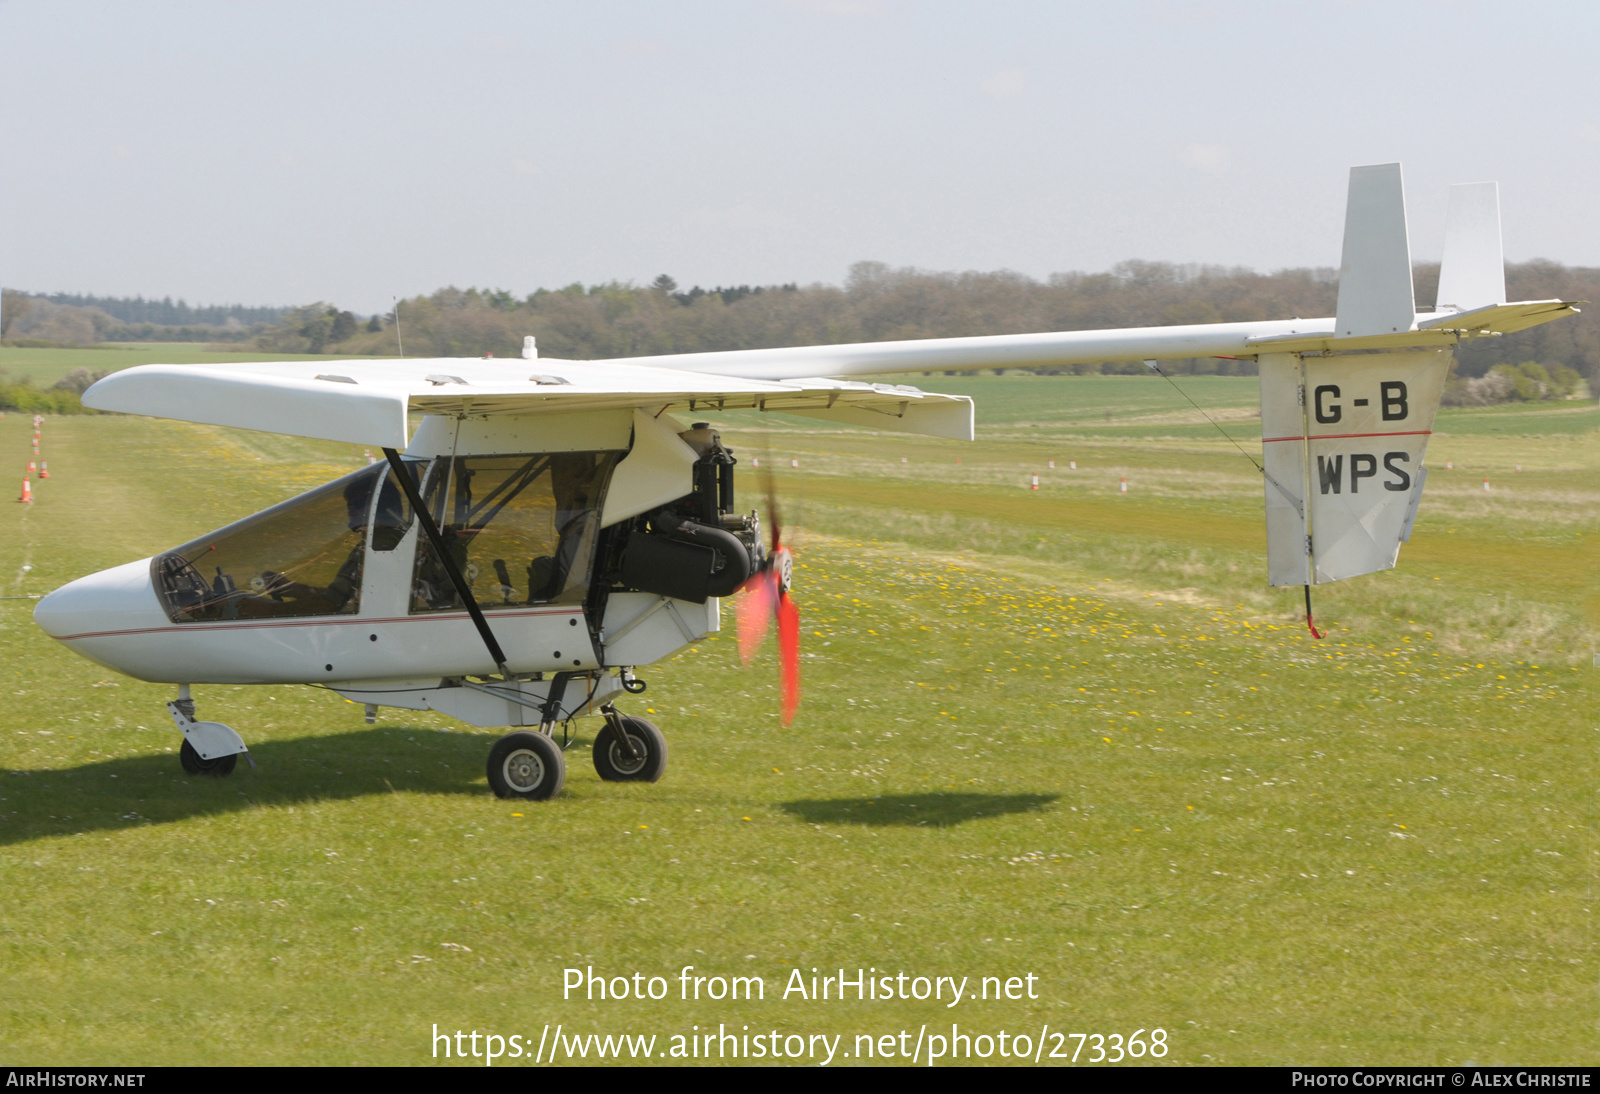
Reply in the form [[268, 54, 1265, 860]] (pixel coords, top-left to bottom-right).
[[382, 447, 511, 677]]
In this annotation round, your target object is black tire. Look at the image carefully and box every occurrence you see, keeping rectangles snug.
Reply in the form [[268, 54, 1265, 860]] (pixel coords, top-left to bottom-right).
[[592, 716, 667, 783], [487, 731, 566, 800], [179, 739, 237, 777]]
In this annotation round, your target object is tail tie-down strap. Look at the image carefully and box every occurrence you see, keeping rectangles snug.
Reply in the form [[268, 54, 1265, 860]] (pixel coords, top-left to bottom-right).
[[1304, 584, 1326, 640]]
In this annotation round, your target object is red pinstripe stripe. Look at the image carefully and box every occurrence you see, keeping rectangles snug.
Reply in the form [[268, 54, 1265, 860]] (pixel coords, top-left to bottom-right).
[[1262, 429, 1433, 443]]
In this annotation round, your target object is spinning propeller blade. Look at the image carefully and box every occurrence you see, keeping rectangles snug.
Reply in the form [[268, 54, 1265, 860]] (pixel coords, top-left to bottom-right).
[[736, 571, 777, 665], [735, 444, 801, 722]]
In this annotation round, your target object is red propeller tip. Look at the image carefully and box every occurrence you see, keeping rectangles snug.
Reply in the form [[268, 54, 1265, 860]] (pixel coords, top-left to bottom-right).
[[777, 590, 800, 725]]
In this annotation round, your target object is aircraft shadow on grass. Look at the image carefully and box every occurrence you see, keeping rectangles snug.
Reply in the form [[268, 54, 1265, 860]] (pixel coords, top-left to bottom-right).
[[778, 792, 1058, 828], [0, 727, 496, 846]]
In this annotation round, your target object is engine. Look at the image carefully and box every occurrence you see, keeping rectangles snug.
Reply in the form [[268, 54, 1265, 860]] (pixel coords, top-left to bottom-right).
[[595, 422, 766, 605]]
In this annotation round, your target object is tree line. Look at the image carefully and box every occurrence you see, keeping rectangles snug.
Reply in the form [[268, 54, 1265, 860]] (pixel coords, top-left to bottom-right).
[[0, 290, 268, 344]]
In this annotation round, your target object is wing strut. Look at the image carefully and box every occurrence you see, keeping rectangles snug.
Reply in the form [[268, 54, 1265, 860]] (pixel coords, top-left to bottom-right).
[[382, 448, 511, 677]]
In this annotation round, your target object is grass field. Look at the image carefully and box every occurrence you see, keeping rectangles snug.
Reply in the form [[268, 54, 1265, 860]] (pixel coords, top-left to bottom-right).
[[0, 363, 1595, 1066], [0, 345, 354, 390]]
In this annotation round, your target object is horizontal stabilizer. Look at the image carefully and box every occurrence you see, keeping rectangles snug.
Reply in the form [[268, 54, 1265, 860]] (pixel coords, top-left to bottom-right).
[[1334, 163, 1416, 338], [1435, 182, 1505, 312]]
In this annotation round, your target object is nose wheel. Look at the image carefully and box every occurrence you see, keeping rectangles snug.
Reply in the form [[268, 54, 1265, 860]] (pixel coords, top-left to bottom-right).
[[179, 739, 237, 777], [592, 713, 667, 782]]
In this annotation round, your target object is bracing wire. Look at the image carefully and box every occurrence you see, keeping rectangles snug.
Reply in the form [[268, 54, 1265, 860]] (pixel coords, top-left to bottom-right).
[[1142, 359, 1262, 473], [1142, 359, 1327, 640]]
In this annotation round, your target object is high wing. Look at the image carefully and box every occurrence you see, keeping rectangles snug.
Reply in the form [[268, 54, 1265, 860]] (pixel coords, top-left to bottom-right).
[[82, 357, 976, 446], [80, 292, 1573, 449]]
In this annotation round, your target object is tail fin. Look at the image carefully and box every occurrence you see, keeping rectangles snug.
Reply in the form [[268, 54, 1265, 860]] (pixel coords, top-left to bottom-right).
[[1434, 181, 1505, 312], [1334, 163, 1415, 337]]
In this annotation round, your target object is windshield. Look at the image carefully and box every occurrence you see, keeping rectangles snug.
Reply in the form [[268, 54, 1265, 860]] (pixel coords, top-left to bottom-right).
[[411, 450, 622, 613], [154, 461, 420, 623]]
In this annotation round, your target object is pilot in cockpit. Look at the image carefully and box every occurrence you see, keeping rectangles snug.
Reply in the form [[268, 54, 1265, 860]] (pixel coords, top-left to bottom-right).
[[242, 471, 405, 616]]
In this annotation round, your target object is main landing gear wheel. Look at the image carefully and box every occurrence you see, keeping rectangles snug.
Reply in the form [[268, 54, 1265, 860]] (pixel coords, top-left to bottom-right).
[[592, 716, 667, 783], [179, 739, 237, 777], [487, 731, 566, 800]]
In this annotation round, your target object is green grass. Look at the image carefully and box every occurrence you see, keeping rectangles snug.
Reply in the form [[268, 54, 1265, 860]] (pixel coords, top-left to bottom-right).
[[0, 377, 1595, 1066], [0, 345, 369, 389]]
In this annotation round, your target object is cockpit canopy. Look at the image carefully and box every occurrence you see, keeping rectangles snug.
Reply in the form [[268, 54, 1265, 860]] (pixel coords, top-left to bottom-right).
[[153, 450, 622, 624]]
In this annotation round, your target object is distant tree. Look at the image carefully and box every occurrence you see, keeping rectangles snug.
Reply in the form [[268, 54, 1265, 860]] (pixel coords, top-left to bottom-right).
[[651, 275, 678, 295], [51, 367, 111, 394]]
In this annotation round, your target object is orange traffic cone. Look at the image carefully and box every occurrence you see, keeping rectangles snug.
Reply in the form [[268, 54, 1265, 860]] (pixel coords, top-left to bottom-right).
[[1030, 474, 1040, 490], [39, 461, 49, 479], [1048, 459, 1055, 469], [790, 458, 799, 469], [1120, 477, 1128, 493], [27, 460, 36, 474], [18, 477, 32, 504], [1069, 460, 1077, 470]]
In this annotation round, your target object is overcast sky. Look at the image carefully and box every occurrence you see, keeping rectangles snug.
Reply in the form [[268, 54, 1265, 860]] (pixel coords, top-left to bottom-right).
[[2, 0, 1597, 314]]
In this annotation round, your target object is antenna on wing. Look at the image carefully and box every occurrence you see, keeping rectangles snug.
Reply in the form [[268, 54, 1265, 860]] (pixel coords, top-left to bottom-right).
[[392, 296, 405, 358]]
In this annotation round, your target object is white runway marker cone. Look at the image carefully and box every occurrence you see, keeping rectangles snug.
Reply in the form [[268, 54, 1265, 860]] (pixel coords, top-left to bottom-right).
[[1069, 460, 1077, 470], [1483, 479, 1491, 491], [39, 461, 49, 479], [1030, 473, 1040, 491], [18, 476, 32, 504], [1120, 477, 1128, 494]]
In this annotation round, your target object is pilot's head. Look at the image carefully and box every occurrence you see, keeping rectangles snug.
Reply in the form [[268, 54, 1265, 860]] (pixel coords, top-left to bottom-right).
[[344, 474, 377, 531]]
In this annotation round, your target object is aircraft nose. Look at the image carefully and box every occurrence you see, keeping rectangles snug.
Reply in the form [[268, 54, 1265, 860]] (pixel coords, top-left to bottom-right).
[[33, 559, 168, 641]]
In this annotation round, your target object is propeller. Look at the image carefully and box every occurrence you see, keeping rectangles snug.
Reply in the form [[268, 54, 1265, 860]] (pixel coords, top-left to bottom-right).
[[735, 466, 800, 725]]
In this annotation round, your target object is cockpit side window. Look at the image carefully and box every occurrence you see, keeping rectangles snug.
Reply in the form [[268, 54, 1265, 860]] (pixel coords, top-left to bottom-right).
[[410, 450, 622, 613], [153, 464, 386, 623]]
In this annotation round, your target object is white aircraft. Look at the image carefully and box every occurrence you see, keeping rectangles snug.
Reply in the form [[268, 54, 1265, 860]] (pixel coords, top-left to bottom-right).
[[32, 164, 1578, 800]]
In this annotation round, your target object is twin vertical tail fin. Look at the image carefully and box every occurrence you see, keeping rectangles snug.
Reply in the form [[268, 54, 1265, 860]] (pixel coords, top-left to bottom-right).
[[1435, 181, 1505, 312], [1263, 165, 1502, 587], [1334, 163, 1416, 338]]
